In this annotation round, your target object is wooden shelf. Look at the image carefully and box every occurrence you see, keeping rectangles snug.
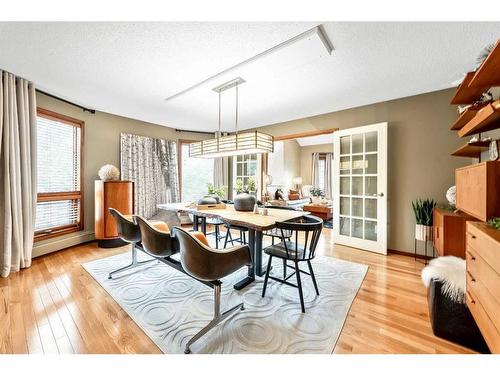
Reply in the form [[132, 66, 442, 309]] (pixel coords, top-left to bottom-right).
[[457, 100, 500, 137], [469, 40, 500, 88], [451, 141, 490, 158], [450, 72, 489, 105], [450, 104, 487, 131]]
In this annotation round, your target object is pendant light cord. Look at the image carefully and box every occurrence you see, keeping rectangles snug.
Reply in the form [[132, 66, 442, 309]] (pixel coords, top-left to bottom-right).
[[218, 90, 221, 136], [235, 82, 239, 135]]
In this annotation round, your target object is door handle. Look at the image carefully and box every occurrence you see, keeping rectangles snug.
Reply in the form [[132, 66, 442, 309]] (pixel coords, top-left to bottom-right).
[[375, 193, 384, 197]]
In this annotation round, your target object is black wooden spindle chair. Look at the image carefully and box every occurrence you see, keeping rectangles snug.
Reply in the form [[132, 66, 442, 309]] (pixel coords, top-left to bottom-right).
[[261, 215, 323, 313]]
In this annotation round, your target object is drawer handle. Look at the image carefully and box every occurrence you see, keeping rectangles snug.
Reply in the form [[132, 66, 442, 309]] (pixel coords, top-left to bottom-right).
[[467, 271, 476, 282], [471, 235, 476, 239], [467, 292, 475, 304]]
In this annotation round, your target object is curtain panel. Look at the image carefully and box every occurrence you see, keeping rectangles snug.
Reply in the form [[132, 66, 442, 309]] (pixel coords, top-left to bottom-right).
[[120, 133, 180, 219], [311, 152, 321, 188], [0, 71, 37, 278]]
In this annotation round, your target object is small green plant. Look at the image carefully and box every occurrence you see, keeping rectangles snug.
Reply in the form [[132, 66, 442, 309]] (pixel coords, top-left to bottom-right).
[[310, 187, 324, 197], [206, 183, 227, 198], [247, 177, 256, 192], [412, 198, 436, 226], [488, 217, 500, 230], [235, 178, 244, 193]]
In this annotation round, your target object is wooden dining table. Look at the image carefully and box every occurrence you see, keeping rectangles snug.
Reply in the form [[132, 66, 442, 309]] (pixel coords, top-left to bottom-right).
[[158, 203, 308, 290]]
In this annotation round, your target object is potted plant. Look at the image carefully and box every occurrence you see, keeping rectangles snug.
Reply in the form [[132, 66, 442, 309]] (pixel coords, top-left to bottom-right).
[[412, 198, 436, 241], [487, 217, 500, 230], [310, 187, 324, 204], [206, 183, 227, 201]]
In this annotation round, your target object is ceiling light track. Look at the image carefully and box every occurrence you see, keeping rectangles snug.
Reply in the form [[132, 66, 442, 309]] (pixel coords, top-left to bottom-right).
[[164, 24, 333, 102]]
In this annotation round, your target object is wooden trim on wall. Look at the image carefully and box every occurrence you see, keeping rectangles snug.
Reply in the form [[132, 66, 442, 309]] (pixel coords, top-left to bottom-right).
[[274, 128, 338, 141]]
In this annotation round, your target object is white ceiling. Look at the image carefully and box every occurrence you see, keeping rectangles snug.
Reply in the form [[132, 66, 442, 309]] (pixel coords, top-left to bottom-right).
[[296, 133, 333, 146], [0, 22, 499, 132]]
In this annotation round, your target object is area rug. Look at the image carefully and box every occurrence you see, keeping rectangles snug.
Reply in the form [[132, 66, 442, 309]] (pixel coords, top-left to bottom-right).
[[82, 252, 367, 354]]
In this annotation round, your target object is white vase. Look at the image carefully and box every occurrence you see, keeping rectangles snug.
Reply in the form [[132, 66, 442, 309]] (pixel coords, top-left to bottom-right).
[[415, 224, 432, 241]]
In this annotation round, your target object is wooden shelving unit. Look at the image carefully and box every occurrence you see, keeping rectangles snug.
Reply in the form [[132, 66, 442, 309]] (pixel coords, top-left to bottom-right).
[[469, 40, 500, 88], [457, 100, 500, 137], [451, 141, 490, 158], [450, 104, 486, 130], [450, 72, 488, 105]]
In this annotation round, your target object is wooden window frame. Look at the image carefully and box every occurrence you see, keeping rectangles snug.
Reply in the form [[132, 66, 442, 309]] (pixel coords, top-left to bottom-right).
[[34, 108, 85, 242]]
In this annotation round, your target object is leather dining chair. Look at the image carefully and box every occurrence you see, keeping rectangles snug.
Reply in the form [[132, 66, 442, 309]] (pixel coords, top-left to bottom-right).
[[173, 226, 252, 354], [107, 208, 157, 279], [261, 215, 323, 313]]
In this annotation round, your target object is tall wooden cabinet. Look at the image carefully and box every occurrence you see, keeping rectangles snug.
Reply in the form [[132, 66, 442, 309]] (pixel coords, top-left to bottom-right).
[[465, 222, 500, 353], [95, 180, 134, 247]]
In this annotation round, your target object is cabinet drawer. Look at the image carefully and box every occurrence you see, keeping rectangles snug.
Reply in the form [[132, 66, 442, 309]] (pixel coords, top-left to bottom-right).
[[466, 223, 500, 273], [467, 287, 500, 353], [466, 267, 500, 334], [466, 247, 500, 307]]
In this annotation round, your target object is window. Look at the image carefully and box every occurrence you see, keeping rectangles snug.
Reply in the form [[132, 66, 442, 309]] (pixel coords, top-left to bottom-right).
[[233, 154, 260, 195], [180, 141, 214, 202], [35, 108, 83, 241]]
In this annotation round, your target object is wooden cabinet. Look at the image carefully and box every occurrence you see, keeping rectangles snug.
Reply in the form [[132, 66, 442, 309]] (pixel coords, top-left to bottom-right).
[[465, 222, 500, 353], [433, 208, 476, 259], [95, 180, 134, 246], [455, 161, 500, 221]]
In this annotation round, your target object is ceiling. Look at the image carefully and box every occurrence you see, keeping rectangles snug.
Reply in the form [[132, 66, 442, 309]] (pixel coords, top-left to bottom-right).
[[0, 22, 499, 132], [296, 133, 333, 146]]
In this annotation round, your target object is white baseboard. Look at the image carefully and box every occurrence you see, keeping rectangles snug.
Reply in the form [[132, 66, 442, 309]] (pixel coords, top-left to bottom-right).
[[33, 231, 95, 258]]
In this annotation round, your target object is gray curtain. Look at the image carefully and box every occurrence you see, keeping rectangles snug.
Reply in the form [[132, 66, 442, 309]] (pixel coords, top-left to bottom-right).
[[311, 152, 320, 188], [120, 133, 180, 219], [0, 71, 37, 278], [325, 152, 333, 200], [214, 157, 229, 197]]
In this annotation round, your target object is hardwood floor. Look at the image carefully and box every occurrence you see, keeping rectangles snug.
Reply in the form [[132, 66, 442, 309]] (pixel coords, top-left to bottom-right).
[[0, 227, 474, 354]]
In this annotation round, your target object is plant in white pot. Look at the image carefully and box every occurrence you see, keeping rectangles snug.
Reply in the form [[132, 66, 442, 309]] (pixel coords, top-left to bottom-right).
[[412, 198, 436, 241]]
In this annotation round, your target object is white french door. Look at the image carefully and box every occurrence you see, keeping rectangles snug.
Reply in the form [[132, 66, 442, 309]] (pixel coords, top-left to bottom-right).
[[333, 122, 388, 254]]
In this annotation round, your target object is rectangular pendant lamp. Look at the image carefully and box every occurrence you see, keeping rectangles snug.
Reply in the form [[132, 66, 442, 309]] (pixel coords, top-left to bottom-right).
[[189, 77, 274, 158], [189, 131, 274, 158]]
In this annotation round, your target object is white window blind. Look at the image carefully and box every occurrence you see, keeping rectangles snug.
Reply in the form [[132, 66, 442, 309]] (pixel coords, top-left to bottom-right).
[[318, 158, 326, 192], [35, 110, 83, 237]]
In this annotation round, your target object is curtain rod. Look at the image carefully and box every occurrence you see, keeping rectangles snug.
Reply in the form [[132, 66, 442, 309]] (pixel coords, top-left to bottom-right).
[[175, 128, 214, 135], [36, 89, 96, 114]]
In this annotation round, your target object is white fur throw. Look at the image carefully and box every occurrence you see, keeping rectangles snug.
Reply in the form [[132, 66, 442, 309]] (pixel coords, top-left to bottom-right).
[[421, 256, 466, 303]]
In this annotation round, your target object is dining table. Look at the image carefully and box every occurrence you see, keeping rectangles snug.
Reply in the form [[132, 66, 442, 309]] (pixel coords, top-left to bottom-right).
[[158, 203, 309, 290]]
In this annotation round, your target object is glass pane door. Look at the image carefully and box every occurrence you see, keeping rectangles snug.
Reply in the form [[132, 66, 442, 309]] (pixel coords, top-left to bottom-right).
[[333, 123, 387, 254]]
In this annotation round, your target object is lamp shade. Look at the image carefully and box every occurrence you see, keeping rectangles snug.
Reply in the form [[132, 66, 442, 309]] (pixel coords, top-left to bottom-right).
[[264, 174, 273, 185], [189, 131, 274, 158], [292, 176, 303, 185]]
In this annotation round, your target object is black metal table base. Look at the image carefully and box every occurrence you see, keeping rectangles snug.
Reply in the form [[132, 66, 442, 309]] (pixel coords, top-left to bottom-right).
[[192, 215, 269, 290]]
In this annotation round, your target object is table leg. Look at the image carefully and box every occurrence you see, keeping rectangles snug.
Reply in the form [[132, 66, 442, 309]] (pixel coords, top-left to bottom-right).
[[201, 217, 207, 235], [233, 228, 256, 290], [193, 215, 199, 232], [254, 230, 265, 277]]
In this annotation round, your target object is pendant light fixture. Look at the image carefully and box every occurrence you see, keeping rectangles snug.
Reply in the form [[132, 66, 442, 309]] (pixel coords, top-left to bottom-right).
[[189, 78, 274, 158]]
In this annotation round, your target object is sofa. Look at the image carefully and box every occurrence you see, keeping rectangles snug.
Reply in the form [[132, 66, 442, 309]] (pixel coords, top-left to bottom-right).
[[266, 185, 312, 209]]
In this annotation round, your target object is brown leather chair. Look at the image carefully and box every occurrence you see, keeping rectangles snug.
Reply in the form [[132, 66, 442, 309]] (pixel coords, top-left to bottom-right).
[[173, 226, 252, 354], [107, 208, 156, 279]]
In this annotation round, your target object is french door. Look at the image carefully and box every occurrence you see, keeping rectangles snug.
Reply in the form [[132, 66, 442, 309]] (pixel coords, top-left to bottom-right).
[[333, 122, 388, 254]]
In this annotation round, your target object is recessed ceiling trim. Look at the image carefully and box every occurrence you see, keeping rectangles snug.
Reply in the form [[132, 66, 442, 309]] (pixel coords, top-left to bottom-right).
[[164, 24, 334, 102]]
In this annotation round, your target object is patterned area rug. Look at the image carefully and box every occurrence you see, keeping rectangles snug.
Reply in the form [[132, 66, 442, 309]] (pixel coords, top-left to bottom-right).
[[83, 252, 367, 354]]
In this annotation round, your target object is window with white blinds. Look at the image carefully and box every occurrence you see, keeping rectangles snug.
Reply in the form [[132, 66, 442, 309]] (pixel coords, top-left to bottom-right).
[[35, 109, 84, 240]]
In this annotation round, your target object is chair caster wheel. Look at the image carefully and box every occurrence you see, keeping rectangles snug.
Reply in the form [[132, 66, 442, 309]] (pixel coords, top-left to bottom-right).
[[184, 348, 191, 354]]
